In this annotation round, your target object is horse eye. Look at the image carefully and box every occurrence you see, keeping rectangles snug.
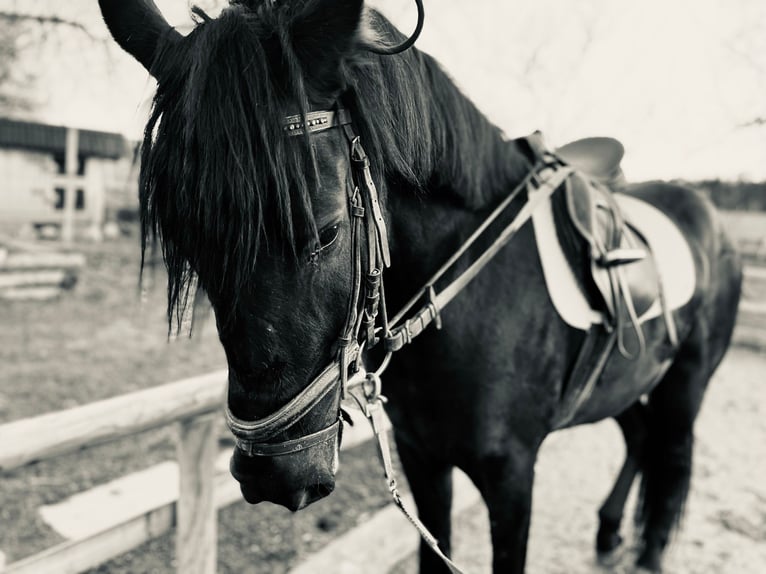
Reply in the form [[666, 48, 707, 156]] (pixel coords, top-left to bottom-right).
[[318, 224, 339, 248]]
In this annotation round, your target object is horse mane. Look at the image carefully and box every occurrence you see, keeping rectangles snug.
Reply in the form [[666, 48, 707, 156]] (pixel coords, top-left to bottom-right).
[[140, 2, 523, 327]]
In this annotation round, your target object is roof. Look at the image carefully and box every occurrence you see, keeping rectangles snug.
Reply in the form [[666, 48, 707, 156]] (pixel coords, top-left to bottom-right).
[[0, 118, 128, 159]]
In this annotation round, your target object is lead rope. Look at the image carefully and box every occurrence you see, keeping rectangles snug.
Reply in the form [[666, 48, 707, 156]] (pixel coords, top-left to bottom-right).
[[341, 126, 464, 573], [370, 394, 464, 574], [347, 376, 464, 574]]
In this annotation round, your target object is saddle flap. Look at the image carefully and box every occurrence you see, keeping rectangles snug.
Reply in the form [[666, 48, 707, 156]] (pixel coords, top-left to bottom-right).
[[532, 177, 696, 332], [590, 222, 660, 322], [563, 174, 657, 322]]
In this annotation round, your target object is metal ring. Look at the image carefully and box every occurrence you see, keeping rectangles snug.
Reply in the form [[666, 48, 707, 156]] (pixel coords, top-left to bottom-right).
[[367, 0, 425, 56], [364, 372, 383, 401]]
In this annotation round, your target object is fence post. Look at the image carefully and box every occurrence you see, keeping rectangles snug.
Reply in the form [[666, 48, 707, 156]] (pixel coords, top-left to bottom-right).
[[61, 128, 79, 244], [176, 414, 217, 574]]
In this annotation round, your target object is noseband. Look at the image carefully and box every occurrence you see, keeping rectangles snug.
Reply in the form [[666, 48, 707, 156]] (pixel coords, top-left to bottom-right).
[[225, 108, 391, 456]]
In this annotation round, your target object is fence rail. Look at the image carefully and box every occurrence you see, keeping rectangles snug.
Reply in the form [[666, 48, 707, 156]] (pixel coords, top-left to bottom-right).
[[0, 370, 228, 574]]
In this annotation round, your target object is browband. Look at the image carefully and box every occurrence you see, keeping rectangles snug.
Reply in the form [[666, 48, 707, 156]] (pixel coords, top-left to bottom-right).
[[282, 109, 353, 136]]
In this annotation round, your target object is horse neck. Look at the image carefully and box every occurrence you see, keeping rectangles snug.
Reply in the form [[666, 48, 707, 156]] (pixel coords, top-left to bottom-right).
[[420, 57, 531, 210], [380, 51, 535, 309]]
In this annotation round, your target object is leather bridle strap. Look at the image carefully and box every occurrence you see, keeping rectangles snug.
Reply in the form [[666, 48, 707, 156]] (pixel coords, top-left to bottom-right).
[[282, 109, 352, 136], [384, 162, 575, 352], [225, 343, 358, 447], [236, 421, 341, 457], [225, 108, 382, 456]]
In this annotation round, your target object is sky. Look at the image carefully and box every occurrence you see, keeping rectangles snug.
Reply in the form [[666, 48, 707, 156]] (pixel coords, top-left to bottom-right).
[[3, 0, 764, 181]]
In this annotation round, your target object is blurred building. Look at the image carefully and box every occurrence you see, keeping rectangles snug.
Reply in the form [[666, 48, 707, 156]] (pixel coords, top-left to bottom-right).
[[0, 117, 138, 232]]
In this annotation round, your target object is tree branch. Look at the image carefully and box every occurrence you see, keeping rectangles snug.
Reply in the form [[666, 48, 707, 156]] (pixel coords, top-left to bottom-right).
[[738, 117, 766, 128], [0, 11, 99, 41]]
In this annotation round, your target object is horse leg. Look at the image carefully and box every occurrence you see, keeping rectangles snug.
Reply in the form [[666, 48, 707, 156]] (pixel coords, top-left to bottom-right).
[[635, 322, 718, 572], [596, 401, 648, 556], [394, 433, 454, 574], [472, 442, 538, 574]]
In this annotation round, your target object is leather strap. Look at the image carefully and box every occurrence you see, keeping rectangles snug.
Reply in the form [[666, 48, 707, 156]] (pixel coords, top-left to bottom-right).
[[364, 396, 464, 574], [282, 109, 352, 136], [554, 327, 617, 428], [235, 420, 340, 457], [385, 163, 574, 352], [225, 342, 357, 442], [226, 110, 390, 453]]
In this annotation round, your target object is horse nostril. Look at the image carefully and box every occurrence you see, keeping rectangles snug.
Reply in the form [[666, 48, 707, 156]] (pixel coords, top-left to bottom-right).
[[315, 483, 333, 498]]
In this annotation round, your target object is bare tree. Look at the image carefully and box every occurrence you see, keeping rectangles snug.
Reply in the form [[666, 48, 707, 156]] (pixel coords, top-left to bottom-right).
[[0, 6, 104, 115], [0, 15, 32, 113]]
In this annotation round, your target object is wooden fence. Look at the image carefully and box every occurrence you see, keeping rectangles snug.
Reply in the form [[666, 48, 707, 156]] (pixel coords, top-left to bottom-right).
[[0, 371, 228, 574]]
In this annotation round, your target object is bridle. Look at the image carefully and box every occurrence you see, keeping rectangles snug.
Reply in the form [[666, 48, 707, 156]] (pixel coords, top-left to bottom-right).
[[223, 101, 582, 457], [225, 108, 391, 456], [225, 0, 427, 461], [223, 103, 578, 448]]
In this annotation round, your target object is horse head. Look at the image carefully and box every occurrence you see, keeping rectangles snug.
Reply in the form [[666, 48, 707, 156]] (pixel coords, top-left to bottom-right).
[[99, 0, 389, 511]]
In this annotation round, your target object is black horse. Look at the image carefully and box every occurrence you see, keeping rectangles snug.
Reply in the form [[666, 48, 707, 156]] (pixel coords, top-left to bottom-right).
[[99, 1, 742, 572]]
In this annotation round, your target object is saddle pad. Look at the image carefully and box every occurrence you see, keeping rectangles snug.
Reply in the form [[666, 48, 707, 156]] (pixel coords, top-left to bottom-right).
[[532, 191, 696, 330]]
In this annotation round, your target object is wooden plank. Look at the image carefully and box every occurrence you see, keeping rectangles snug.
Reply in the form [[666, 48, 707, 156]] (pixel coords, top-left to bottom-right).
[[2, 505, 174, 574], [39, 461, 182, 540], [39, 406, 380, 542], [734, 325, 766, 351], [0, 370, 227, 472], [0, 234, 58, 254], [0, 252, 85, 270], [744, 266, 766, 280], [743, 265, 766, 302], [739, 300, 766, 315], [0, 270, 67, 288], [0, 286, 62, 301], [176, 415, 217, 574]]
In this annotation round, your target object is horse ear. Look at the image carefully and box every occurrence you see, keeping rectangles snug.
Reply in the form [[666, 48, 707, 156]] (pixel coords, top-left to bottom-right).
[[291, 0, 366, 93], [98, 0, 181, 77]]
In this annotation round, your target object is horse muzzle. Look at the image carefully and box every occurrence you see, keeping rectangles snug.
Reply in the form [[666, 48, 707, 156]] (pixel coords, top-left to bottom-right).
[[228, 422, 340, 511]]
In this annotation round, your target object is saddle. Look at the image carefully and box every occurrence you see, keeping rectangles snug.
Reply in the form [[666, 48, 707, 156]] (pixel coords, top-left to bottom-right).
[[556, 136, 626, 187], [520, 132, 698, 427], [525, 132, 684, 357]]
